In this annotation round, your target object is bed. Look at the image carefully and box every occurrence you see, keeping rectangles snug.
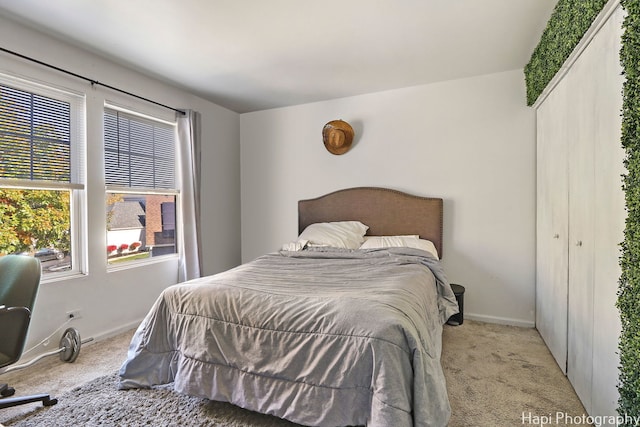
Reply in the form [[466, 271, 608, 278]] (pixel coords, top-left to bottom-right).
[[118, 187, 459, 427]]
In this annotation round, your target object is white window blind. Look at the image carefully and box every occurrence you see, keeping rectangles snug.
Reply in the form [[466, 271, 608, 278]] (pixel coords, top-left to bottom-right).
[[104, 107, 176, 190], [0, 75, 86, 277], [0, 84, 72, 183]]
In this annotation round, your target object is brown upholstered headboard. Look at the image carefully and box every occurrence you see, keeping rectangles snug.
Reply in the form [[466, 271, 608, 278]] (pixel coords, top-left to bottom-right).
[[298, 187, 443, 259]]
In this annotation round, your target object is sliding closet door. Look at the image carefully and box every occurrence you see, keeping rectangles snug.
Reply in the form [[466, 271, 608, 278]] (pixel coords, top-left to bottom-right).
[[565, 44, 595, 412], [535, 81, 569, 374], [591, 5, 624, 418]]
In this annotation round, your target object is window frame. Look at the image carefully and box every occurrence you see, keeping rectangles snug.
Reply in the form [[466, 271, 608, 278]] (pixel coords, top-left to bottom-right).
[[0, 72, 87, 281], [103, 103, 179, 271]]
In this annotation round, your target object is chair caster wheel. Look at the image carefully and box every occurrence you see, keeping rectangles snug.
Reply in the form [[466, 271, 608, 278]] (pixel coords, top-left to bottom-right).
[[1, 387, 15, 398], [43, 397, 58, 407]]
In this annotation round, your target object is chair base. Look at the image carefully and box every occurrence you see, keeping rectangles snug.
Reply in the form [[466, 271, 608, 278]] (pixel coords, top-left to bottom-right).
[[0, 391, 58, 409], [1, 381, 57, 409]]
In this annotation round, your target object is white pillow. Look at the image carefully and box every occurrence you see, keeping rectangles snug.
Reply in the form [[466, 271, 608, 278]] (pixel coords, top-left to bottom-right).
[[298, 221, 369, 249], [362, 235, 419, 242], [360, 235, 439, 259]]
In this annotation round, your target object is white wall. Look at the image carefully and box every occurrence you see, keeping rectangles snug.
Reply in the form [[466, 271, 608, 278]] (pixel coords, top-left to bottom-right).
[[0, 15, 241, 354], [241, 69, 536, 326]]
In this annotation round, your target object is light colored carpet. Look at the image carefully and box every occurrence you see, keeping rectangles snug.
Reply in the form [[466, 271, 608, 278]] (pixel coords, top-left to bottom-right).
[[0, 320, 590, 426], [441, 321, 590, 426]]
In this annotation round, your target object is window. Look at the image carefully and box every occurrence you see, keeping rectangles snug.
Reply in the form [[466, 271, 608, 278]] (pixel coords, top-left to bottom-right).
[[0, 76, 85, 278], [104, 106, 177, 266]]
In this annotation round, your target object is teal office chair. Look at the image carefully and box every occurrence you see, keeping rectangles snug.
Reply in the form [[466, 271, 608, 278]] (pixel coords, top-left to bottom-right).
[[0, 255, 58, 408]]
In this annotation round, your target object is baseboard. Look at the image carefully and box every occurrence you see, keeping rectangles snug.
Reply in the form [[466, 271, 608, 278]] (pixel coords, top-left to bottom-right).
[[465, 312, 535, 328], [82, 320, 142, 347]]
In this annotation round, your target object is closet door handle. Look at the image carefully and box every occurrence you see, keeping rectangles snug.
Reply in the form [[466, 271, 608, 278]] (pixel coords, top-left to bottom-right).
[[553, 234, 560, 239], [576, 240, 583, 247]]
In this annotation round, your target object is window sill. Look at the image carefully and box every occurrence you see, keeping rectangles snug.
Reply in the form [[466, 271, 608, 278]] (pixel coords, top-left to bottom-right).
[[106, 253, 179, 274], [41, 270, 88, 285]]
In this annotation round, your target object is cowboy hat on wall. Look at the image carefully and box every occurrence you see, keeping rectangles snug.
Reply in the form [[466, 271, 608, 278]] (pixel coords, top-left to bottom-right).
[[322, 120, 354, 155]]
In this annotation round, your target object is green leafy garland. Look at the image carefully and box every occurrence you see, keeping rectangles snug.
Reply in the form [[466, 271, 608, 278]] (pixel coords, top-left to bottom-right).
[[524, 0, 608, 106], [526, 0, 640, 421], [619, 0, 640, 421]]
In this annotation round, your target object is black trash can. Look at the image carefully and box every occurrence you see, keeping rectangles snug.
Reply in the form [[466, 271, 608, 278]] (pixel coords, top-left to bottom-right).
[[447, 283, 465, 326]]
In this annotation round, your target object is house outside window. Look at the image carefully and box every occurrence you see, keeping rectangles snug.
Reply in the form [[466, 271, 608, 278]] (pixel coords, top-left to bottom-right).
[[104, 105, 177, 267], [0, 76, 85, 278]]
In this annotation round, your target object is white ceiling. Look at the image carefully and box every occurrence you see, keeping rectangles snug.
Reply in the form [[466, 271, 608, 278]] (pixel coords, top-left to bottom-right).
[[0, 0, 557, 113]]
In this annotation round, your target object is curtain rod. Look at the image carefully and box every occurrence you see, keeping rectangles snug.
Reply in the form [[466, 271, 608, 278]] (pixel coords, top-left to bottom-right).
[[0, 47, 186, 116]]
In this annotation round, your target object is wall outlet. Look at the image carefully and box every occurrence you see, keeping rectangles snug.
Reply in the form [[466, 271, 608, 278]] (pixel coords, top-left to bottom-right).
[[66, 309, 82, 320]]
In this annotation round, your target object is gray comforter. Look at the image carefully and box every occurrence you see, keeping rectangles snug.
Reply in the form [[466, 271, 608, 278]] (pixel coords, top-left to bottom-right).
[[118, 247, 459, 427]]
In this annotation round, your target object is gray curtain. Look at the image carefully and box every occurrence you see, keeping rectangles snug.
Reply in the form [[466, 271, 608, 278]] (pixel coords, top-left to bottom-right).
[[177, 110, 202, 281]]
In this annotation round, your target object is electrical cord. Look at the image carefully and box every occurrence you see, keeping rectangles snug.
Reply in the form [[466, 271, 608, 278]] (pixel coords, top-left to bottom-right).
[[20, 316, 75, 357]]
